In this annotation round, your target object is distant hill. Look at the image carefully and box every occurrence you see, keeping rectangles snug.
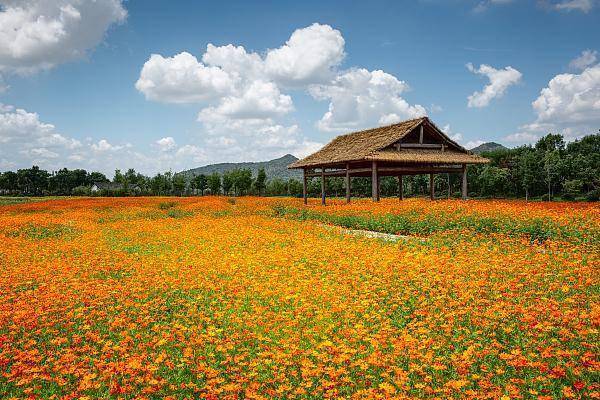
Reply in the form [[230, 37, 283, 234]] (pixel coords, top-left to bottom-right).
[[179, 154, 302, 181], [470, 142, 507, 154]]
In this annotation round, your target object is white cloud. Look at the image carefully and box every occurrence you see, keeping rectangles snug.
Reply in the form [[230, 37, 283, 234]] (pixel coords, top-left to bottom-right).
[[264, 23, 345, 86], [309, 68, 427, 132], [0, 0, 127, 75], [505, 62, 600, 143], [199, 80, 293, 120], [569, 49, 597, 71], [504, 132, 540, 144], [441, 124, 463, 143], [466, 63, 522, 107], [553, 0, 594, 12], [135, 52, 236, 104], [155, 136, 176, 151], [532, 64, 600, 127], [202, 44, 265, 81], [0, 103, 212, 175], [135, 23, 345, 106], [474, 0, 514, 13], [442, 124, 486, 149], [20, 147, 59, 159], [91, 138, 128, 152], [135, 23, 343, 160], [174, 144, 207, 163]]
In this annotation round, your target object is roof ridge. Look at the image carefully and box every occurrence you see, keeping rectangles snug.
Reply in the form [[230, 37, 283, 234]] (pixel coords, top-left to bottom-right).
[[333, 116, 427, 140]]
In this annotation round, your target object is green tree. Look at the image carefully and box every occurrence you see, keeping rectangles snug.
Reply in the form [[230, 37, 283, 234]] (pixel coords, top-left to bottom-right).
[[254, 168, 267, 196], [207, 173, 221, 195], [222, 171, 234, 195], [543, 150, 560, 201], [231, 169, 252, 196], [191, 174, 208, 195], [172, 174, 186, 196], [517, 149, 538, 201], [89, 171, 109, 183]]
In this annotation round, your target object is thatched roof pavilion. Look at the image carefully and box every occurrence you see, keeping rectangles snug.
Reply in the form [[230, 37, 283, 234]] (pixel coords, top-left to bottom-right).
[[289, 117, 489, 204]]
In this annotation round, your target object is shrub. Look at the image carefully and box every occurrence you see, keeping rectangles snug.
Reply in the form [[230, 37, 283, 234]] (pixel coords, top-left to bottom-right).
[[586, 189, 600, 202], [72, 185, 90, 196]]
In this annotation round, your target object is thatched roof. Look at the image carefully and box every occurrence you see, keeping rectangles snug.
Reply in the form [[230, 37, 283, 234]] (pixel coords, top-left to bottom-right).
[[289, 117, 489, 168]]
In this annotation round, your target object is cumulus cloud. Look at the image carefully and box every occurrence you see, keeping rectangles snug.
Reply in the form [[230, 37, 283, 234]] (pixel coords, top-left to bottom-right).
[[309, 68, 427, 132], [0, 0, 127, 75], [569, 49, 597, 71], [504, 131, 541, 144], [553, 0, 594, 12], [135, 52, 236, 104], [0, 103, 214, 175], [155, 137, 177, 152], [135, 23, 344, 160], [264, 23, 345, 86], [505, 62, 600, 144], [199, 80, 293, 120], [532, 64, 600, 129], [466, 63, 522, 107], [136, 23, 344, 105]]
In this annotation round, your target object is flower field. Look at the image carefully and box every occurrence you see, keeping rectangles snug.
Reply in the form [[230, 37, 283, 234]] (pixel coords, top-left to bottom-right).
[[0, 197, 598, 399]]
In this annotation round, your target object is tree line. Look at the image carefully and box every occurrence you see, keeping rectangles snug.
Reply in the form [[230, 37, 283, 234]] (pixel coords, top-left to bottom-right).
[[0, 132, 598, 200]]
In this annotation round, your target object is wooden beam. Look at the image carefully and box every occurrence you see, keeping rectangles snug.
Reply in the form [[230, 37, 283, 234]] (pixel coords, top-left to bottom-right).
[[398, 143, 442, 149], [429, 173, 435, 200], [461, 164, 467, 200], [304, 165, 465, 177], [345, 162, 351, 203], [321, 169, 326, 205], [398, 175, 404, 201], [419, 125, 424, 144], [371, 161, 378, 202], [302, 169, 307, 205]]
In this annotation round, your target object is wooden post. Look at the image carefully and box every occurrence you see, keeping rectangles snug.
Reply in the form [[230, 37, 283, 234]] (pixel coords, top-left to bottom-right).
[[302, 169, 307, 205], [419, 125, 424, 144], [371, 161, 379, 202], [429, 173, 434, 200], [398, 175, 404, 200], [321, 168, 326, 205], [345, 162, 351, 203], [461, 164, 467, 200], [447, 173, 450, 199]]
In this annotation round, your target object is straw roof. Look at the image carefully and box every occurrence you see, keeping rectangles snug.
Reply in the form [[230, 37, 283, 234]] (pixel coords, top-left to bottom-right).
[[367, 149, 489, 164], [289, 117, 489, 168]]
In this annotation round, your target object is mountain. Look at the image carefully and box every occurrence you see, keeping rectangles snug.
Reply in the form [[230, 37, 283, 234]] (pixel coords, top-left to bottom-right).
[[179, 154, 302, 181], [470, 142, 507, 154]]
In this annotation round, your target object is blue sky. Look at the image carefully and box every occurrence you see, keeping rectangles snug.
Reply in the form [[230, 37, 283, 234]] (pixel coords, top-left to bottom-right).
[[1, 0, 599, 175]]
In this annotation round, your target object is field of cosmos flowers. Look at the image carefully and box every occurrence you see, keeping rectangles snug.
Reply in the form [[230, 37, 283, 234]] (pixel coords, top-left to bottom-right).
[[0, 196, 598, 399]]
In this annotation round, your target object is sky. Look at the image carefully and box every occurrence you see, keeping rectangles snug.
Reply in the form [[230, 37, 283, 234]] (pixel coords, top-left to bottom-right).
[[0, 0, 599, 176]]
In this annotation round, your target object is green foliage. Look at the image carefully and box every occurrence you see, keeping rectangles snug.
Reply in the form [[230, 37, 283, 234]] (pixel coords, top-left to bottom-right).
[[254, 168, 267, 196], [271, 205, 596, 245], [1, 133, 598, 200], [166, 209, 193, 218], [158, 201, 177, 210], [6, 223, 79, 240], [207, 173, 221, 195], [172, 174, 186, 196], [72, 185, 90, 196]]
